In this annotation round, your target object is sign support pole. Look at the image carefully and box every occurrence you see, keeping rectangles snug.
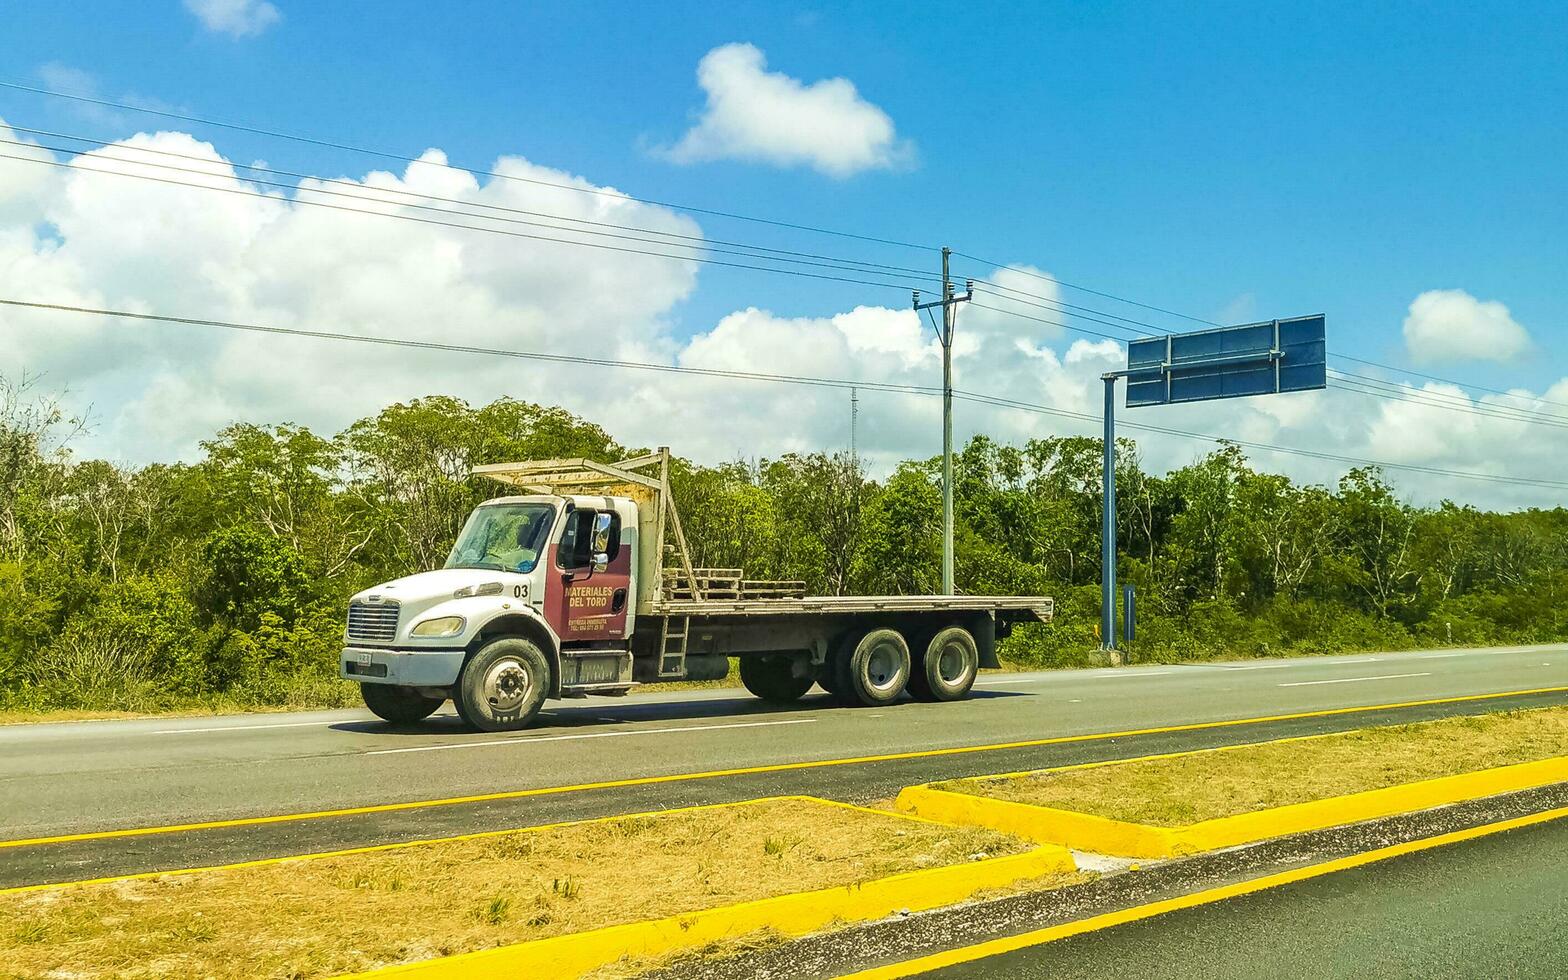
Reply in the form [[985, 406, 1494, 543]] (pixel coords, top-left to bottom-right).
[[1101, 372, 1118, 651]]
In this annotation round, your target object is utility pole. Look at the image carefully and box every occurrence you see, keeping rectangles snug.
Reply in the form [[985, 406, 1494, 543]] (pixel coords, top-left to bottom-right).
[[913, 247, 972, 595], [850, 387, 859, 467]]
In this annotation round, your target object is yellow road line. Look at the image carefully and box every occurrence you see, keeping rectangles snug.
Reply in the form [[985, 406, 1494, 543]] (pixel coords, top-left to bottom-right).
[[5, 683, 1566, 851], [838, 804, 1568, 979]]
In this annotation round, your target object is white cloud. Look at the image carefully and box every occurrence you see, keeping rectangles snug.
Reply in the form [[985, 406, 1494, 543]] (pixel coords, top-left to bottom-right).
[[1403, 288, 1531, 364], [36, 63, 98, 97], [661, 43, 910, 178], [184, 0, 281, 38], [1, 116, 1565, 511]]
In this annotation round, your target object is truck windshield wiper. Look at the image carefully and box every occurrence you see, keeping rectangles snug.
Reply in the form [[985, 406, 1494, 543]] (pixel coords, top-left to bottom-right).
[[452, 561, 507, 571]]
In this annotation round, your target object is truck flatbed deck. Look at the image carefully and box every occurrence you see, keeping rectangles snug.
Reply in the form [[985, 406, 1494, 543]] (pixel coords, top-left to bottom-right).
[[651, 595, 1053, 619]]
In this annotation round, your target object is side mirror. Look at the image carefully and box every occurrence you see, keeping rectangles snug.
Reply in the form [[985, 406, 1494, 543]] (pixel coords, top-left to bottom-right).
[[591, 512, 614, 553], [592, 552, 609, 573]]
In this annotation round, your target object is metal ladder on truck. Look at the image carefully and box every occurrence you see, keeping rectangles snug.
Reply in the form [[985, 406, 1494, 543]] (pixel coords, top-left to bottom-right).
[[658, 615, 689, 678]]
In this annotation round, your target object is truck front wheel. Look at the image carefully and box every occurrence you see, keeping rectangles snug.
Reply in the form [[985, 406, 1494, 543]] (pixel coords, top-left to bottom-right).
[[456, 637, 550, 732], [908, 626, 978, 702], [837, 628, 911, 707], [361, 683, 445, 724], [740, 654, 814, 704]]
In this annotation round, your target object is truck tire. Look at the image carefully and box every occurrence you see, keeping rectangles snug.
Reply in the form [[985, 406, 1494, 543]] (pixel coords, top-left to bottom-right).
[[456, 636, 550, 732], [837, 628, 911, 707], [908, 626, 979, 702], [360, 683, 445, 724], [739, 654, 814, 704]]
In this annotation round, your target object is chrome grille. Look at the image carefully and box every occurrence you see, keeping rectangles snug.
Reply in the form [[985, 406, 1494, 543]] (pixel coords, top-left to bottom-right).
[[346, 600, 401, 642]]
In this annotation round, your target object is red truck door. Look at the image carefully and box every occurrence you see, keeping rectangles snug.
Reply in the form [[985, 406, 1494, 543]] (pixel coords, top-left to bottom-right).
[[546, 506, 631, 642]]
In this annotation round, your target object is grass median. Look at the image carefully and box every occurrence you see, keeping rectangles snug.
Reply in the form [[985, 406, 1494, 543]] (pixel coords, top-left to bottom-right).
[[943, 706, 1568, 826], [0, 797, 1025, 980]]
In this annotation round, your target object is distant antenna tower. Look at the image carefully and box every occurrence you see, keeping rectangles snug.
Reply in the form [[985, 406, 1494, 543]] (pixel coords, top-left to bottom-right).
[[850, 387, 860, 465]]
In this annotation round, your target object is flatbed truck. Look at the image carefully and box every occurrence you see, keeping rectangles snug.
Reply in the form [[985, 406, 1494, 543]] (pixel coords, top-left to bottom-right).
[[341, 450, 1053, 730]]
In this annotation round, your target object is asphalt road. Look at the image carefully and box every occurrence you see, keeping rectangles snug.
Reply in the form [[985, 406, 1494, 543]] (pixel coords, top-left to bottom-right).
[[3, 643, 1566, 887], [919, 810, 1568, 979]]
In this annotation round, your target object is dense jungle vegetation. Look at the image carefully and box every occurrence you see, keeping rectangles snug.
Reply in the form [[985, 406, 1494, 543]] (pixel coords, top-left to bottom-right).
[[4, 377, 1565, 713]]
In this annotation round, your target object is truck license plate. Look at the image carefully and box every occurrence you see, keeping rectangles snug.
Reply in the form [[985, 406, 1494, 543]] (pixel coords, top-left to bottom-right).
[[355, 651, 373, 666]]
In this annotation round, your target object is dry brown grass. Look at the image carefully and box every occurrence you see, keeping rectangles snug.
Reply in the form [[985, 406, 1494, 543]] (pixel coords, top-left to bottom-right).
[[0, 798, 1022, 980], [949, 706, 1568, 826]]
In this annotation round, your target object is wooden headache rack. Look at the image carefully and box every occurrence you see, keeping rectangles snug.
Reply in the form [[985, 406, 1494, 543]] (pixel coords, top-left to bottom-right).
[[472, 447, 702, 601], [473, 449, 822, 609], [662, 568, 807, 602]]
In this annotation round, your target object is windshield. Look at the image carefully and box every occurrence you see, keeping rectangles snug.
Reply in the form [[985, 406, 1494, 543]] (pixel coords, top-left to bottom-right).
[[445, 502, 557, 573]]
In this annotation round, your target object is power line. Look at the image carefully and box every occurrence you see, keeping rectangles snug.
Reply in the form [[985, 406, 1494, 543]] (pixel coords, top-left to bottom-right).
[[953, 250, 1222, 327], [0, 152, 930, 294], [0, 136, 937, 284], [968, 282, 1163, 337], [968, 301, 1133, 344], [953, 388, 1568, 491], [1331, 352, 1568, 414], [0, 127, 943, 282], [6, 297, 1566, 492], [963, 254, 1568, 423], [968, 286, 1156, 340], [967, 297, 1568, 434], [5, 91, 1561, 428], [2, 133, 1198, 345], [1328, 372, 1568, 430], [13, 146, 1566, 440], [0, 77, 933, 252]]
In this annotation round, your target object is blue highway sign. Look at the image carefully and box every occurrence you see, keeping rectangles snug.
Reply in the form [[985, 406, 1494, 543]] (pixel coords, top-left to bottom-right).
[[1125, 314, 1326, 408]]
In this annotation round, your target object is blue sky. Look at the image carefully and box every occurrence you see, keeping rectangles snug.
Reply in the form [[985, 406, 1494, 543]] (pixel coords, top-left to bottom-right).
[[2, 0, 1566, 503]]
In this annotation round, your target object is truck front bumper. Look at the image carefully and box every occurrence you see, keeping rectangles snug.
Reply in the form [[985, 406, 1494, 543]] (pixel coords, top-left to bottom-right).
[[341, 647, 465, 687]]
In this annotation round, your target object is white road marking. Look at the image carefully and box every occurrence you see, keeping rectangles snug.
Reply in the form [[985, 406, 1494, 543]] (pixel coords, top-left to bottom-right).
[[150, 719, 367, 735], [364, 717, 817, 756], [1217, 663, 1294, 671], [1278, 672, 1433, 688], [1067, 699, 1083, 703], [979, 669, 1173, 687]]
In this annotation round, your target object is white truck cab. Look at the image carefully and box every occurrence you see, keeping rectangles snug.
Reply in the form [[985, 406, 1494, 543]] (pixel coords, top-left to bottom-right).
[[342, 490, 641, 729]]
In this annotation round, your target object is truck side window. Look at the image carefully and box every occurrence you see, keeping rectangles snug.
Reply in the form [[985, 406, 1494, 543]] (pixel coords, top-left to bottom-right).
[[601, 513, 622, 562], [557, 510, 622, 569], [557, 510, 593, 569]]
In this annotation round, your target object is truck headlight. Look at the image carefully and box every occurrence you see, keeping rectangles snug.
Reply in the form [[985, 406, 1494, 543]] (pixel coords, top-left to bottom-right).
[[410, 616, 466, 637], [452, 582, 504, 598]]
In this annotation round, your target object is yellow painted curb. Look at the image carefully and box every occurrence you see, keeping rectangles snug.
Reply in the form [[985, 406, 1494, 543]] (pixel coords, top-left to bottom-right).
[[895, 785, 1178, 857], [335, 844, 1076, 979], [898, 755, 1568, 860]]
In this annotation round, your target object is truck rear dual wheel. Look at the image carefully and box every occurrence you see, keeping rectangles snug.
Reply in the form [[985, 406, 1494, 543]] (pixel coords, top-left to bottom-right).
[[360, 683, 445, 724], [835, 628, 911, 707], [739, 654, 815, 704], [456, 637, 550, 732], [908, 626, 979, 702]]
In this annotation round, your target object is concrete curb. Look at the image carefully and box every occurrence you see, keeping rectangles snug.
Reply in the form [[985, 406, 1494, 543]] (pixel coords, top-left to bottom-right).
[[896, 755, 1568, 859], [336, 841, 1076, 979]]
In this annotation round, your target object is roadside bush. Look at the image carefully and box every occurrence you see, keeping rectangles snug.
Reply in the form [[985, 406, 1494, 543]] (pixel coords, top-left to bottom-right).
[[198, 525, 312, 632], [0, 561, 57, 688], [208, 608, 342, 696], [22, 621, 161, 711]]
